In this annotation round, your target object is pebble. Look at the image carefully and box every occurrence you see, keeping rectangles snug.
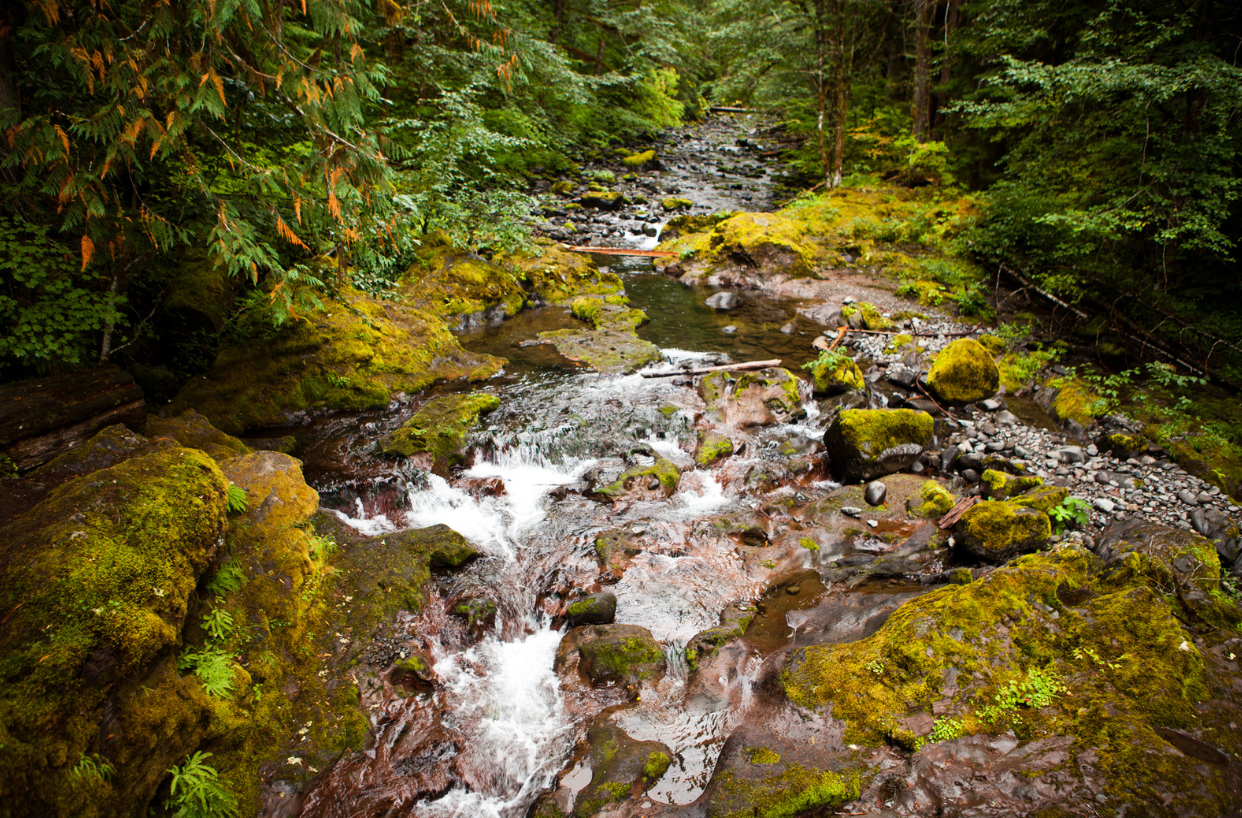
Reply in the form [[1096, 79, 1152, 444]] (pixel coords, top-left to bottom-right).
[[1093, 498, 1116, 513], [841, 506, 863, 518], [721, 325, 738, 334], [1177, 490, 1199, 506]]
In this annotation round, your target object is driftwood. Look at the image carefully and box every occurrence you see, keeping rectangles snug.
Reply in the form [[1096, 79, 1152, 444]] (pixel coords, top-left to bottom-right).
[[641, 359, 782, 379], [709, 106, 756, 113], [568, 246, 677, 258], [0, 366, 145, 471], [937, 496, 979, 529]]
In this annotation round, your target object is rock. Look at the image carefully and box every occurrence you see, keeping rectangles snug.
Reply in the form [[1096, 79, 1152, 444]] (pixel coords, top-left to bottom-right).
[[1219, 538, 1240, 565], [887, 369, 919, 389], [955, 500, 1052, 562], [996, 410, 1020, 425], [699, 367, 805, 427], [572, 625, 667, 688], [841, 506, 864, 518], [823, 408, 935, 483], [0, 447, 230, 816], [589, 457, 682, 501], [925, 338, 1000, 404], [695, 430, 735, 467], [549, 716, 671, 817], [661, 196, 693, 210], [579, 190, 628, 210], [722, 325, 738, 334], [1094, 498, 1117, 513], [1189, 508, 1210, 536], [808, 355, 866, 396], [780, 322, 796, 333], [705, 291, 742, 310], [980, 398, 1002, 411], [961, 468, 980, 483], [220, 451, 319, 540], [1177, 489, 1200, 506], [568, 592, 618, 626], [864, 481, 887, 506], [1055, 445, 1086, 464], [980, 469, 1044, 500], [381, 392, 500, 469]]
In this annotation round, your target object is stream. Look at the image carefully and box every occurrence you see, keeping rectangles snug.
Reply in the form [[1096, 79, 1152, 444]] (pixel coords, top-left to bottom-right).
[[286, 115, 855, 817]]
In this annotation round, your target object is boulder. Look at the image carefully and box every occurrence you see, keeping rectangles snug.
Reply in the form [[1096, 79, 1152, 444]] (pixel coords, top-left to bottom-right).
[[380, 392, 500, 468], [979, 469, 1044, 500], [954, 500, 1051, 562], [572, 625, 667, 688], [926, 338, 1000, 404], [588, 457, 682, 501], [823, 408, 935, 483], [147, 410, 253, 461], [705, 291, 742, 310], [580, 190, 627, 210], [534, 715, 671, 818], [699, 367, 805, 427], [567, 592, 618, 626]]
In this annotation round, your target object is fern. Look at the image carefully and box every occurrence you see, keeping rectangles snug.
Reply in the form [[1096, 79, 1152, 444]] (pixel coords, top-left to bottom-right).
[[225, 484, 248, 514], [71, 753, 114, 784], [205, 558, 246, 599], [178, 647, 236, 699], [166, 752, 239, 818], [202, 609, 237, 643]]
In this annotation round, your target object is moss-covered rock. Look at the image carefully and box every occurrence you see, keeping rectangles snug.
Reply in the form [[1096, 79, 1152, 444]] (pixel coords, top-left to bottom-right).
[[711, 212, 821, 278], [909, 479, 956, 518], [926, 338, 1000, 405], [685, 604, 755, 671], [955, 499, 1051, 562], [979, 469, 1044, 500], [696, 430, 735, 467], [580, 190, 627, 210], [1009, 485, 1069, 514], [571, 717, 672, 817], [621, 149, 657, 168], [594, 529, 645, 581], [567, 592, 617, 627], [780, 539, 1242, 817], [498, 240, 625, 306], [1099, 431, 1146, 459], [147, 410, 253, 462], [823, 408, 934, 483], [380, 392, 500, 468], [662, 196, 693, 210], [573, 625, 667, 688], [706, 764, 863, 818], [699, 367, 805, 427], [808, 355, 865, 396], [590, 457, 682, 501], [0, 448, 229, 817]]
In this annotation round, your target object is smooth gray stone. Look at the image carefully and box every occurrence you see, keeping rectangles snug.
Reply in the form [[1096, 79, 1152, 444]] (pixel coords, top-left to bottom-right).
[[864, 481, 887, 506], [706, 291, 742, 310], [1177, 489, 1199, 506]]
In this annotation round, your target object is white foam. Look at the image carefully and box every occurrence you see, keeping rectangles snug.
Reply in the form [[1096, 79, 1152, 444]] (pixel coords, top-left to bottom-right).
[[669, 470, 729, 518], [329, 498, 400, 537], [416, 626, 573, 818]]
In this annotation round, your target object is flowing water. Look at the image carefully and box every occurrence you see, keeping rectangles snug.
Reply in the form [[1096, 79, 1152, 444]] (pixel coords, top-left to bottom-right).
[[294, 116, 849, 817]]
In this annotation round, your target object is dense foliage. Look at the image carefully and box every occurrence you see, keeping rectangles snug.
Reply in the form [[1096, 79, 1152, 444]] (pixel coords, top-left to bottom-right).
[[1, 0, 1239, 385]]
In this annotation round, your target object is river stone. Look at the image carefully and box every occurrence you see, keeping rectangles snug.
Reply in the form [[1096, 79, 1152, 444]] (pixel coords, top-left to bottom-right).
[[865, 481, 887, 506], [823, 408, 935, 483], [955, 500, 1052, 562], [1177, 489, 1199, 506], [721, 325, 738, 334], [568, 592, 618, 626], [699, 367, 805, 427], [1189, 508, 1210, 536], [573, 624, 667, 688], [692, 427, 732, 467], [705, 291, 742, 310]]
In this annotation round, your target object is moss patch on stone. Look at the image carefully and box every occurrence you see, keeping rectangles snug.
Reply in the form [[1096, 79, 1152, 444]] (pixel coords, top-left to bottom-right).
[[912, 480, 956, 518], [381, 392, 500, 467], [696, 430, 735, 467], [980, 469, 1044, 500], [593, 457, 682, 500], [955, 500, 1051, 562], [926, 338, 1000, 405], [708, 765, 863, 818], [809, 356, 865, 396], [622, 149, 656, 168]]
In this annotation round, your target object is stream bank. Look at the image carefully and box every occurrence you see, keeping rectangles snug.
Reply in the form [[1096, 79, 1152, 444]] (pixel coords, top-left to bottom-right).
[[2, 115, 1240, 818]]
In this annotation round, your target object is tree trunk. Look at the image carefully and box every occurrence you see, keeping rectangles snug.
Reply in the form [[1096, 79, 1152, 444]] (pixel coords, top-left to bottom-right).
[[0, 12, 19, 121], [912, 0, 933, 143], [934, 0, 959, 132], [815, 8, 831, 190]]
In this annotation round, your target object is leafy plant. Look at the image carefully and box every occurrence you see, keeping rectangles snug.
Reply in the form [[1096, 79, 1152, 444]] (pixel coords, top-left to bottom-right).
[[165, 752, 239, 818], [976, 668, 1066, 723], [802, 348, 851, 373], [1049, 497, 1092, 533], [177, 647, 236, 699], [225, 485, 248, 515], [71, 753, 114, 784], [865, 659, 885, 676], [205, 559, 246, 599], [202, 609, 237, 643]]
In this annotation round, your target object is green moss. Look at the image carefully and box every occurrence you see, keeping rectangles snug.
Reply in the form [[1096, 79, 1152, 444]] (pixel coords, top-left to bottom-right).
[[914, 480, 956, 518], [809, 356, 865, 395], [745, 747, 781, 765], [1009, 486, 1069, 514], [381, 392, 500, 466], [622, 149, 656, 167], [643, 751, 672, 782], [696, 431, 735, 467], [980, 469, 1044, 500], [710, 765, 863, 818], [926, 338, 1000, 404], [798, 537, 821, 552], [977, 334, 1007, 356], [855, 302, 893, 331], [956, 500, 1051, 560], [662, 196, 693, 210], [578, 632, 665, 683], [836, 408, 935, 459], [581, 190, 626, 209], [1047, 378, 1105, 427], [595, 457, 682, 500]]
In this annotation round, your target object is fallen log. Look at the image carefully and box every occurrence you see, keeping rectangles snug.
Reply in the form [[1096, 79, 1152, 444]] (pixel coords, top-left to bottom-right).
[[710, 106, 755, 113], [568, 246, 678, 258], [937, 496, 979, 530], [0, 366, 145, 471], [641, 359, 782, 379]]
